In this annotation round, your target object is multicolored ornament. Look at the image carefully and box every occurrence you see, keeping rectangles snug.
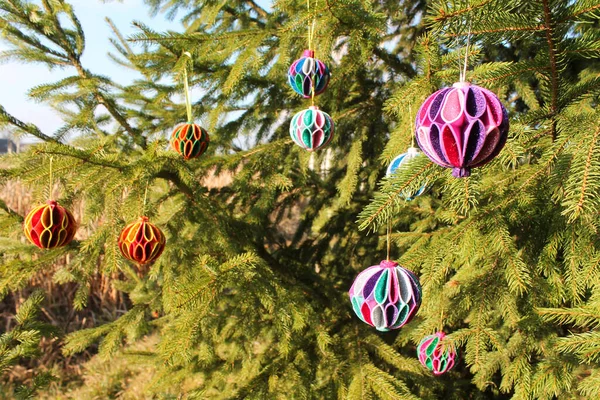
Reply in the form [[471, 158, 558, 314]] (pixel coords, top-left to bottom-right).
[[415, 82, 509, 178], [288, 50, 330, 98], [23, 200, 77, 249], [386, 147, 428, 200], [170, 123, 210, 160], [417, 331, 457, 375], [349, 260, 422, 331], [118, 216, 166, 265], [290, 106, 334, 151]]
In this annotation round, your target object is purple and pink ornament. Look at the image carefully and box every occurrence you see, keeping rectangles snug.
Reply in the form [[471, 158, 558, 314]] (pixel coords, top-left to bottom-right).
[[288, 50, 330, 98], [349, 260, 422, 331], [415, 82, 509, 178], [417, 331, 457, 375], [289, 106, 334, 151]]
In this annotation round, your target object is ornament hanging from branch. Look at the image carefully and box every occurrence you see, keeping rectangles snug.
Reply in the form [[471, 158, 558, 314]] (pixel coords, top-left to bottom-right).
[[414, 82, 509, 178], [348, 260, 422, 331], [386, 147, 429, 200], [288, 49, 330, 98], [417, 331, 457, 375], [171, 52, 210, 160], [24, 200, 77, 249], [290, 106, 334, 151], [24, 158, 77, 249], [118, 216, 165, 265], [415, 26, 509, 178]]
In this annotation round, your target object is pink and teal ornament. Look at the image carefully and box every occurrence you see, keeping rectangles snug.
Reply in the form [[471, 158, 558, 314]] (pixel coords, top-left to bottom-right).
[[349, 260, 422, 331], [415, 82, 509, 178], [386, 147, 428, 200], [290, 106, 334, 151], [417, 331, 457, 375], [288, 50, 330, 98]]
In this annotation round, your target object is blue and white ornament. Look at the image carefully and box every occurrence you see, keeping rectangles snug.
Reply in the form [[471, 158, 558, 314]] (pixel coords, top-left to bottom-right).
[[386, 147, 428, 200]]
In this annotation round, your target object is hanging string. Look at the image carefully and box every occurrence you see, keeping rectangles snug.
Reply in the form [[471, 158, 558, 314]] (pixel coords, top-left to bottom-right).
[[182, 52, 193, 123], [307, 0, 317, 105], [142, 179, 149, 216], [460, 20, 473, 82], [409, 103, 415, 148], [386, 217, 392, 261], [48, 157, 54, 199]]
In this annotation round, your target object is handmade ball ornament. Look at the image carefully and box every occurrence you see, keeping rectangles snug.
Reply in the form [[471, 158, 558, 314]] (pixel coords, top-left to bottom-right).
[[349, 260, 422, 331], [386, 147, 428, 200], [23, 200, 77, 249], [170, 123, 210, 160], [288, 50, 330, 98], [417, 331, 457, 375], [415, 82, 509, 178], [289, 106, 334, 151], [118, 216, 165, 265]]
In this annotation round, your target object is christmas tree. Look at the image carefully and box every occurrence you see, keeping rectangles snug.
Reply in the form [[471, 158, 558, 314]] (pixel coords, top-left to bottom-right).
[[1, 0, 600, 398]]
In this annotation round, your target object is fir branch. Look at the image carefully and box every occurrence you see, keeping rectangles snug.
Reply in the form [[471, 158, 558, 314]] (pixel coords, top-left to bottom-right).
[[542, 0, 560, 141]]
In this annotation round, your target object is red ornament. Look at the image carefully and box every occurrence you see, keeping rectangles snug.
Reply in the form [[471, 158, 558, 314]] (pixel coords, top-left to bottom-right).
[[170, 123, 210, 160], [23, 200, 77, 249], [118, 216, 165, 265]]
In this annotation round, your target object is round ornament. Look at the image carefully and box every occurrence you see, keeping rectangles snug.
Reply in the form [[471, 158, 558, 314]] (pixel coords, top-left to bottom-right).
[[290, 106, 334, 151], [23, 200, 77, 249], [118, 216, 166, 265], [417, 331, 457, 375], [415, 82, 509, 178], [288, 50, 330, 98], [349, 260, 422, 331], [386, 147, 428, 200], [170, 123, 210, 160]]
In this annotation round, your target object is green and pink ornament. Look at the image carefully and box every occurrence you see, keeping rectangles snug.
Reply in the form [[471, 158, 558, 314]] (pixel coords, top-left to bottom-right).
[[415, 82, 509, 178], [349, 260, 422, 331], [417, 331, 457, 375], [290, 106, 334, 151]]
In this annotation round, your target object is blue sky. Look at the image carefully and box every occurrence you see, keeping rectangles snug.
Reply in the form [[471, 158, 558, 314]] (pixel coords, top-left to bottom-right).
[[0, 0, 180, 136]]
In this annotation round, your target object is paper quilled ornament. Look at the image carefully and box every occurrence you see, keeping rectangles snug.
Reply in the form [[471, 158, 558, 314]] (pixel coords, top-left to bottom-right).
[[288, 50, 330, 98], [118, 216, 165, 265], [23, 200, 77, 249], [386, 147, 428, 200], [349, 260, 422, 331], [171, 123, 210, 160], [415, 82, 509, 178], [417, 331, 457, 375], [290, 106, 334, 151]]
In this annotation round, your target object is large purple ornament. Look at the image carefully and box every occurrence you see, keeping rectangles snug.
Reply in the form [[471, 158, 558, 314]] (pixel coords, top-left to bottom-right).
[[288, 50, 330, 98], [415, 82, 509, 178], [349, 260, 422, 331]]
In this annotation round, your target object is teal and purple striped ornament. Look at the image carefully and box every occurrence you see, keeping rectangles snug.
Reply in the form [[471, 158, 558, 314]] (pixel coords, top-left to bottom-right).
[[348, 260, 422, 331], [289, 106, 334, 151], [417, 331, 457, 375], [288, 50, 330, 98], [386, 147, 428, 200]]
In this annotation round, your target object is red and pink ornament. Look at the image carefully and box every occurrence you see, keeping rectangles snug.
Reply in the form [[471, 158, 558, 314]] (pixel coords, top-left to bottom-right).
[[415, 82, 509, 178]]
